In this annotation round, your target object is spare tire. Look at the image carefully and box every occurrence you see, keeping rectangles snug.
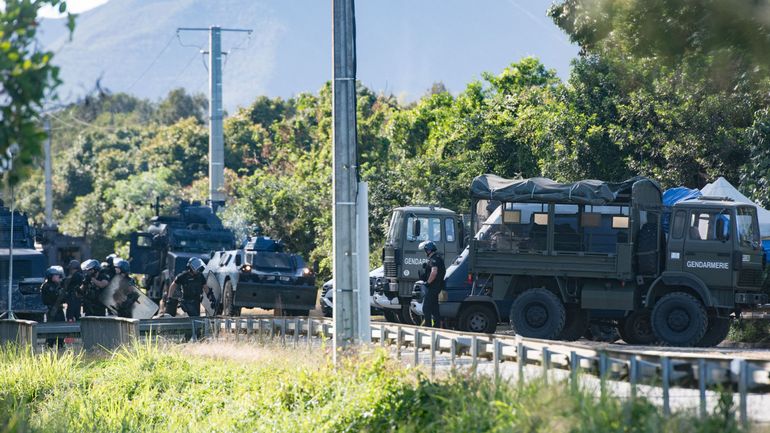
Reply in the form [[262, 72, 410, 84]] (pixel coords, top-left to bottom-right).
[[510, 288, 566, 340]]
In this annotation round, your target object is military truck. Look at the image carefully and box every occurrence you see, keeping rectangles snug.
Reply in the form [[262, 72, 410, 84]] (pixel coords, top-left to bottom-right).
[[0, 204, 47, 321], [465, 175, 768, 346], [373, 206, 467, 324], [206, 235, 317, 316], [129, 201, 235, 304]]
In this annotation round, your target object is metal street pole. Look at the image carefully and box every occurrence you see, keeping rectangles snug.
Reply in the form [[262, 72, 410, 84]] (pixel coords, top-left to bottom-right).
[[177, 26, 252, 208], [44, 117, 53, 226], [6, 186, 14, 320], [332, 0, 362, 356]]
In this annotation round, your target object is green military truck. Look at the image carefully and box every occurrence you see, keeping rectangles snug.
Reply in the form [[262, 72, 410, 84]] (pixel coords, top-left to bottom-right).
[[373, 206, 466, 324], [468, 175, 768, 346]]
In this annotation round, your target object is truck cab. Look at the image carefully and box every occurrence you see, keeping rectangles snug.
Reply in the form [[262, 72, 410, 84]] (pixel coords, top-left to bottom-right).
[[375, 206, 465, 324]]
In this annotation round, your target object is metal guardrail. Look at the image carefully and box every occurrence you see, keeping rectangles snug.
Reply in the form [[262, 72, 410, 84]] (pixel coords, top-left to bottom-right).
[[208, 317, 770, 426]]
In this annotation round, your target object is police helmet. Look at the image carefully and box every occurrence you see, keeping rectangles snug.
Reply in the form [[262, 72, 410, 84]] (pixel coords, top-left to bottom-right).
[[115, 259, 130, 274], [100, 261, 109, 270], [418, 240, 437, 254], [187, 257, 205, 273], [67, 259, 80, 271], [45, 265, 65, 279], [81, 259, 100, 272], [106, 253, 118, 266]]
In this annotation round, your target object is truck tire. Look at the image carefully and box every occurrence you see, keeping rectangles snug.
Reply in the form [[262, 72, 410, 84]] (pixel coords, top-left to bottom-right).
[[558, 305, 589, 341], [619, 309, 656, 345], [458, 304, 497, 334], [651, 292, 707, 346], [399, 303, 419, 326], [696, 316, 731, 347], [222, 280, 241, 317], [510, 288, 565, 340]]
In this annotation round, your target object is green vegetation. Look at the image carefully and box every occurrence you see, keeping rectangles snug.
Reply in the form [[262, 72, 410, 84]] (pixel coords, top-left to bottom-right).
[[0, 343, 746, 433], [729, 320, 770, 345]]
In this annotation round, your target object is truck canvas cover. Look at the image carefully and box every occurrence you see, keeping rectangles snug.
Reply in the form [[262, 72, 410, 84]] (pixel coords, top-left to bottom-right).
[[470, 175, 660, 205]]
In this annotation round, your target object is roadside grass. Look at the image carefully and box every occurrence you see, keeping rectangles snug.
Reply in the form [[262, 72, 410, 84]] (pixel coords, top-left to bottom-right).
[[729, 320, 770, 344], [0, 342, 750, 433]]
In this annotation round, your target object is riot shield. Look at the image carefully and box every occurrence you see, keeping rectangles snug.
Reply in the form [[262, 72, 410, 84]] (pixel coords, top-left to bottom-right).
[[100, 275, 159, 319]]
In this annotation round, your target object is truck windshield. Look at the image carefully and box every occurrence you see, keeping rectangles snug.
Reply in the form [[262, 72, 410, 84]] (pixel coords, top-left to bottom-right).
[[252, 253, 293, 271], [736, 207, 760, 248]]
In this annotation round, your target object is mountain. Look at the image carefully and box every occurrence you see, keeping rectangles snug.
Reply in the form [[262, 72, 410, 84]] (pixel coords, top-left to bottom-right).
[[39, 0, 578, 111]]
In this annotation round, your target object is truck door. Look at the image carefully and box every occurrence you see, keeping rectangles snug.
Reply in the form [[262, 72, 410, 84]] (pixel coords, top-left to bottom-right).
[[665, 209, 687, 272], [129, 232, 161, 276], [443, 217, 461, 261], [681, 209, 733, 289], [403, 215, 442, 280], [734, 206, 764, 288]]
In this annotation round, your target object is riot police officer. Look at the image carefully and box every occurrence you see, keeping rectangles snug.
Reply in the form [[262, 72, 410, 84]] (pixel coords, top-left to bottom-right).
[[102, 253, 118, 280], [112, 259, 140, 318], [163, 257, 215, 317], [419, 240, 445, 328], [41, 266, 66, 347], [63, 260, 83, 321], [80, 259, 109, 316]]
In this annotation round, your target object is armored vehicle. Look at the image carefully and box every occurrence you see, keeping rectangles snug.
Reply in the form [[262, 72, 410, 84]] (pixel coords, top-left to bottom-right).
[[373, 206, 466, 324], [0, 204, 47, 320], [129, 202, 235, 304], [466, 175, 767, 346], [206, 235, 317, 316]]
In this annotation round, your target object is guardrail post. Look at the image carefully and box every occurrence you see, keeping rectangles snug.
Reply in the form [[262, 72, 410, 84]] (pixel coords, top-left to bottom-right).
[[517, 341, 526, 386], [661, 356, 671, 416], [430, 331, 437, 378], [81, 317, 139, 351], [493, 339, 501, 383], [307, 318, 314, 350], [698, 358, 707, 419], [599, 352, 608, 399], [542, 347, 550, 384], [738, 359, 749, 430], [224, 318, 231, 338], [280, 318, 287, 346], [294, 318, 300, 348], [379, 324, 385, 348], [471, 335, 478, 375], [450, 337, 456, 369], [190, 319, 198, 342], [396, 326, 403, 359], [570, 351, 578, 392], [246, 318, 254, 336], [0, 320, 37, 348], [269, 318, 275, 341], [235, 319, 241, 342], [413, 329, 421, 367], [629, 355, 638, 400]]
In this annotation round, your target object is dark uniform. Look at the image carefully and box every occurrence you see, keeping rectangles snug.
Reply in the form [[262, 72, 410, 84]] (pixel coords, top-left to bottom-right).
[[114, 275, 140, 318], [63, 269, 84, 321], [169, 270, 206, 317], [81, 270, 109, 316], [422, 253, 446, 328], [41, 279, 66, 347]]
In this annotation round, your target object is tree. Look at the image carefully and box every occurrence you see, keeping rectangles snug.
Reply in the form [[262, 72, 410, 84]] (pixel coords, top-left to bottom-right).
[[157, 88, 207, 125], [0, 0, 74, 183]]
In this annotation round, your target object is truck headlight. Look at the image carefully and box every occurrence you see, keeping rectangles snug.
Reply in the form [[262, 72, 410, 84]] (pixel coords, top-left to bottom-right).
[[302, 267, 313, 276], [240, 264, 252, 273]]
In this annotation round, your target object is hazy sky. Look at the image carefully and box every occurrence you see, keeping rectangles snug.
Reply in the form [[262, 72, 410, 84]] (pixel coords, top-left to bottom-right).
[[39, 0, 109, 18]]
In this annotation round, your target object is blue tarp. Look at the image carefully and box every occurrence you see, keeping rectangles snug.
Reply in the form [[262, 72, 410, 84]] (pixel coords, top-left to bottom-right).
[[662, 187, 701, 234]]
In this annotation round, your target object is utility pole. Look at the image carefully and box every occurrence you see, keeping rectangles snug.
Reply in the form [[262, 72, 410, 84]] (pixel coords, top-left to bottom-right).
[[177, 26, 252, 208], [333, 0, 369, 357]]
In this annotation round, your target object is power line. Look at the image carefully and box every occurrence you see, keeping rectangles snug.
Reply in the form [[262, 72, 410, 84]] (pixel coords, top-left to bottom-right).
[[125, 33, 177, 93]]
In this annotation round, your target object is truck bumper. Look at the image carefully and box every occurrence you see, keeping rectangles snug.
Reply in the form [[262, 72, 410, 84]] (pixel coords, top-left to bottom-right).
[[234, 282, 318, 310], [372, 292, 401, 310]]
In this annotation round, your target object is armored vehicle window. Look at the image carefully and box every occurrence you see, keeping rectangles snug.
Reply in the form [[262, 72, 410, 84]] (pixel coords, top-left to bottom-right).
[[137, 235, 153, 247], [554, 205, 580, 252], [612, 216, 629, 229], [736, 207, 759, 248], [445, 218, 455, 243], [252, 253, 293, 271], [672, 211, 686, 239], [406, 217, 441, 242]]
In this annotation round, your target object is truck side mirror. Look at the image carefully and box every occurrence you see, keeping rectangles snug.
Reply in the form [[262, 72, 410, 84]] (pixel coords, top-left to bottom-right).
[[412, 220, 421, 239]]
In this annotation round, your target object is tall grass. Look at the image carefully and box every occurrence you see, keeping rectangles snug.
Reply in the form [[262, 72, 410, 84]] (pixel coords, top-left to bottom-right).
[[0, 342, 749, 433]]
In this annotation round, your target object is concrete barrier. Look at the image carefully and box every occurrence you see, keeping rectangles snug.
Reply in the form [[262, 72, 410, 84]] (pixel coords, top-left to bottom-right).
[[0, 319, 37, 347], [80, 317, 139, 351]]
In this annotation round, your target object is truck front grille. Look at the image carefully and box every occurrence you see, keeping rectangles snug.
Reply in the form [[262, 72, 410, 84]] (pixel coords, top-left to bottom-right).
[[738, 269, 764, 287], [384, 262, 397, 278]]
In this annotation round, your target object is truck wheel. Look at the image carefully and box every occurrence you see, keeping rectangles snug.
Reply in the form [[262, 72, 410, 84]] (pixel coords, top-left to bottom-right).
[[458, 304, 497, 334], [558, 305, 589, 341], [383, 309, 400, 323], [510, 288, 565, 340], [696, 316, 731, 347], [222, 280, 241, 317], [619, 309, 656, 345], [399, 303, 419, 326], [651, 292, 707, 346]]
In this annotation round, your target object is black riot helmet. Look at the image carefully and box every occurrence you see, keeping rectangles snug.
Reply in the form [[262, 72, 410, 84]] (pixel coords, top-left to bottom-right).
[[418, 240, 437, 255], [45, 265, 65, 279], [115, 259, 130, 274], [106, 253, 118, 267], [187, 257, 205, 274], [81, 259, 100, 273], [67, 260, 80, 271]]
